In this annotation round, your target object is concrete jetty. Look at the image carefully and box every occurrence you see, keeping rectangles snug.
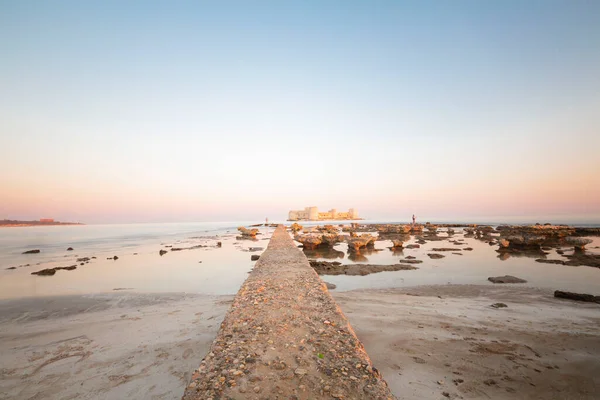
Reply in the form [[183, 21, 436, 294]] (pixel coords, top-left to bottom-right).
[[182, 225, 395, 400]]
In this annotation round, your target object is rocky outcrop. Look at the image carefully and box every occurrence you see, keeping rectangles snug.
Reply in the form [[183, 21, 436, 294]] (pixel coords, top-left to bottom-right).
[[31, 268, 56, 276], [400, 259, 423, 264], [290, 223, 303, 232], [554, 290, 600, 303], [391, 239, 404, 248], [295, 233, 344, 250], [309, 260, 418, 276], [238, 227, 259, 237], [22, 249, 41, 254], [251, 255, 260, 261], [504, 235, 545, 247], [565, 237, 593, 250], [428, 253, 445, 259], [31, 265, 77, 276], [377, 224, 411, 234], [346, 234, 377, 252], [488, 275, 527, 284], [317, 225, 339, 234], [535, 259, 565, 265]]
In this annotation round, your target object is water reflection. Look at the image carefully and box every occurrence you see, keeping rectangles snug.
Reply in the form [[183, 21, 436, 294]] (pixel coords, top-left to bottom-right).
[[302, 247, 345, 260]]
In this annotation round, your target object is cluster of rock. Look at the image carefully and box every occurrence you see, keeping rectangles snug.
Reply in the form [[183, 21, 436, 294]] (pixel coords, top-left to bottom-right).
[[309, 260, 418, 276], [290, 223, 303, 232], [294, 232, 344, 250], [238, 227, 259, 238], [31, 265, 78, 276], [346, 233, 377, 252]]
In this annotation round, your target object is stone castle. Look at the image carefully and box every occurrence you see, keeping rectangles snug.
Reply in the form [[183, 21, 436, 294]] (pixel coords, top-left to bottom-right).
[[287, 206, 359, 221]]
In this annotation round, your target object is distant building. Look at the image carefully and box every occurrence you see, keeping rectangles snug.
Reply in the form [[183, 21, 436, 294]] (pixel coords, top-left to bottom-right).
[[40, 218, 54, 223], [288, 207, 359, 221]]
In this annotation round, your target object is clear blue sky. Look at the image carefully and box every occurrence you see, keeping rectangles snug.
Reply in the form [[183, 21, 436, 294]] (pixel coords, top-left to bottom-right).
[[1, 1, 599, 223]]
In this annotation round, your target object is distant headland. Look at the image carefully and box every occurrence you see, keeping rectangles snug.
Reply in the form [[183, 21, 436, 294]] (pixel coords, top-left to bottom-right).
[[287, 206, 362, 221], [0, 219, 84, 227]]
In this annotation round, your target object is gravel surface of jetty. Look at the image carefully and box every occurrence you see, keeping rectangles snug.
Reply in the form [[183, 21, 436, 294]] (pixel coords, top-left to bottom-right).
[[182, 225, 395, 400]]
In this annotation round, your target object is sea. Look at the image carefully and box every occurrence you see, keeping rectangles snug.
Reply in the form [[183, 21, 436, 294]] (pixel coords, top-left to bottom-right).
[[1, 220, 599, 300]]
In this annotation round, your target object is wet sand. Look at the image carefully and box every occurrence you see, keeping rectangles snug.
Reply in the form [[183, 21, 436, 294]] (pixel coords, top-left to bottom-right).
[[2, 285, 599, 399], [0, 293, 231, 400], [334, 285, 600, 400]]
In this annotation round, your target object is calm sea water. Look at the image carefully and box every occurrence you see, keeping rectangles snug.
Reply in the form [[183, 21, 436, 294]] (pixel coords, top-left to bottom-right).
[[1, 221, 599, 300]]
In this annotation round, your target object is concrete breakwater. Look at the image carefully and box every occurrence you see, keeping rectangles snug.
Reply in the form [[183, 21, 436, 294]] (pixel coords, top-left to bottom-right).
[[182, 225, 394, 400]]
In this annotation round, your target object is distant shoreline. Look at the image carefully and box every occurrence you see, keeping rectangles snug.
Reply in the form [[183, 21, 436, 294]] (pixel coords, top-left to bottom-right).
[[0, 220, 84, 228]]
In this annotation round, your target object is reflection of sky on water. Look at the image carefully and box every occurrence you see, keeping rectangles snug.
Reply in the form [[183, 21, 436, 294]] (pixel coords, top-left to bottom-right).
[[1, 224, 599, 299], [300, 232, 600, 294]]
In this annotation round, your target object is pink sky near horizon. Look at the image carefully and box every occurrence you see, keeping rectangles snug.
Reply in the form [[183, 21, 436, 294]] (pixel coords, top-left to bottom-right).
[[2, 2, 600, 224]]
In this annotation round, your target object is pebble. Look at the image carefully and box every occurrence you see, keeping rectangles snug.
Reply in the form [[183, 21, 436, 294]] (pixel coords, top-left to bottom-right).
[[294, 368, 308, 376], [253, 386, 261, 393], [437, 380, 444, 385]]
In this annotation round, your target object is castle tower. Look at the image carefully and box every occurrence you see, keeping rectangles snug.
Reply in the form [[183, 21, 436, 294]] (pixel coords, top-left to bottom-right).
[[308, 206, 319, 221]]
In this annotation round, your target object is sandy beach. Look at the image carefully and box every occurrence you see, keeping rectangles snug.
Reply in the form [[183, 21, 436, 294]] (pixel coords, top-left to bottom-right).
[[334, 285, 600, 400], [1, 284, 599, 399], [0, 293, 232, 400]]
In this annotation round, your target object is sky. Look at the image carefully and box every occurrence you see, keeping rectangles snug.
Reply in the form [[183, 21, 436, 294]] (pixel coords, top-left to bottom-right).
[[1, 0, 599, 224]]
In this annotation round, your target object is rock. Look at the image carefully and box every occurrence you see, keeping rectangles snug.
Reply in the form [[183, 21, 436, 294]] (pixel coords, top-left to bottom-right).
[[428, 253, 445, 259], [22, 249, 41, 254], [463, 247, 473, 251], [346, 234, 377, 252], [491, 303, 508, 308], [483, 379, 497, 386], [251, 255, 260, 261], [294, 368, 307, 376], [159, 249, 168, 256], [406, 256, 416, 259], [498, 239, 510, 248], [554, 290, 600, 303], [67, 247, 74, 251], [113, 256, 118, 260], [565, 237, 593, 250], [248, 247, 263, 252], [488, 275, 527, 284], [309, 260, 418, 276], [324, 281, 337, 290], [216, 241, 222, 247], [6, 266, 16, 270], [295, 233, 324, 250], [405, 244, 420, 249], [400, 259, 423, 264], [504, 234, 545, 248], [238, 227, 259, 237], [290, 222, 303, 232], [77, 257, 90, 262], [563, 252, 600, 268], [31, 268, 56, 276], [391, 239, 404, 248], [535, 259, 565, 265], [431, 248, 462, 252]]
